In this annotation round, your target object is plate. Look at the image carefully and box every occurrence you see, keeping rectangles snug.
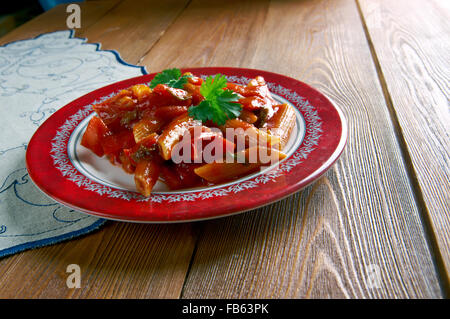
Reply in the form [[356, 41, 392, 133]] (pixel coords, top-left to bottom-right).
[[26, 67, 347, 223]]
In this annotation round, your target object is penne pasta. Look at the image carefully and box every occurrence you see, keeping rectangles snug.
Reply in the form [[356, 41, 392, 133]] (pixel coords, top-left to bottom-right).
[[194, 146, 287, 184], [81, 70, 296, 197], [264, 103, 296, 149], [134, 159, 161, 197], [158, 114, 200, 160], [190, 126, 235, 163], [133, 117, 163, 143], [221, 118, 280, 150]]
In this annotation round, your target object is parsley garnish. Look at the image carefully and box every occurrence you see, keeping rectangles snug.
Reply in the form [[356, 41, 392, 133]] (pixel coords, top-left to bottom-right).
[[188, 74, 242, 126], [149, 68, 190, 89]]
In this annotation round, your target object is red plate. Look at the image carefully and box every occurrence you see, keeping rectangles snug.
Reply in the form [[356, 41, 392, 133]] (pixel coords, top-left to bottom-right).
[[26, 67, 347, 223]]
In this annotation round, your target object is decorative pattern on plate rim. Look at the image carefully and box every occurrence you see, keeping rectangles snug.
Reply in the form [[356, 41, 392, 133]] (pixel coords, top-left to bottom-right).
[[50, 75, 322, 202]]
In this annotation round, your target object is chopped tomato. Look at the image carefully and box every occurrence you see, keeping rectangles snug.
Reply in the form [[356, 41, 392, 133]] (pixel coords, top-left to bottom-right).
[[123, 133, 159, 165], [101, 130, 136, 155], [130, 84, 152, 103], [238, 96, 267, 110], [148, 84, 192, 108], [159, 164, 183, 190], [160, 162, 204, 190], [187, 76, 203, 86], [184, 82, 204, 105], [227, 80, 276, 112], [134, 159, 162, 197], [239, 109, 258, 124], [80, 116, 111, 157], [174, 162, 205, 188], [154, 106, 188, 120], [226, 83, 246, 95], [93, 89, 138, 132], [119, 151, 135, 174]]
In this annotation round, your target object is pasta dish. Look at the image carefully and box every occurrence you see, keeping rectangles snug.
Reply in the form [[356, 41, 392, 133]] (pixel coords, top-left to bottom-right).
[[81, 69, 296, 196]]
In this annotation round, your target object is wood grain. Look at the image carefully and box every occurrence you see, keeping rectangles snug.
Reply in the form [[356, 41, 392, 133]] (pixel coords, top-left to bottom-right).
[[0, 1, 121, 46], [0, 222, 195, 298], [76, 0, 191, 64], [0, 0, 446, 299], [358, 0, 450, 287], [138, 0, 443, 298], [139, 0, 269, 72], [0, 0, 197, 299]]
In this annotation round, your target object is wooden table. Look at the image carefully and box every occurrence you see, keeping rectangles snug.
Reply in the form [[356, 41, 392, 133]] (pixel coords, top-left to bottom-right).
[[0, 0, 448, 299]]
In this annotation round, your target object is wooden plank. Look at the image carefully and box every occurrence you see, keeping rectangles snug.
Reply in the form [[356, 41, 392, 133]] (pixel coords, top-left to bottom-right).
[[76, 0, 191, 64], [140, 0, 268, 72], [0, 1, 121, 46], [0, 222, 195, 298], [139, 0, 443, 298], [0, 0, 196, 299], [358, 0, 450, 287]]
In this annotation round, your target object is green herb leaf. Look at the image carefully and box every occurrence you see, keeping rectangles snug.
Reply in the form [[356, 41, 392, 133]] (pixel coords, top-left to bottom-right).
[[149, 68, 190, 89], [188, 74, 242, 126]]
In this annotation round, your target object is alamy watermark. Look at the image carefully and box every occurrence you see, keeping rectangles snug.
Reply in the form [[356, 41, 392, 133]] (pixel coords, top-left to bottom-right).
[[66, 264, 81, 288], [66, 4, 81, 29], [170, 126, 283, 168]]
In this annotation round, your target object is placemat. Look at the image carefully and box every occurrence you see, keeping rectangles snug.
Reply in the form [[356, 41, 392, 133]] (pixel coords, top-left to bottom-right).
[[0, 30, 146, 257]]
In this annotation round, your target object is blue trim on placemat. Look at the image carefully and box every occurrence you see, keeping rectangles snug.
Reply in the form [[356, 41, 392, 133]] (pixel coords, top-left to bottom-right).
[[1, 29, 148, 75], [68, 29, 149, 75], [0, 219, 106, 258], [0, 30, 147, 258]]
